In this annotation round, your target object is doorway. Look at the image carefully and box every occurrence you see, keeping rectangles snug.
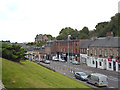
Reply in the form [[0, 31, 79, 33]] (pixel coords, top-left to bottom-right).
[[96, 61, 98, 68], [113, 61, 116, 71]]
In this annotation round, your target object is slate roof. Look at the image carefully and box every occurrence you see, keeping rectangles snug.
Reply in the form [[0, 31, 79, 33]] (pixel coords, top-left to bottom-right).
[[80, 40, 92, 48], [89, 37, 120, 48], [55, 40, 79, 42]]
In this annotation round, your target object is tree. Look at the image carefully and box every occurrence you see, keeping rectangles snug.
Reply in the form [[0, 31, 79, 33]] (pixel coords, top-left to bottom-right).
[[56, 27, 79, 40], [2, 43, 27, 62], [78, 26, 90, 39], [95, 13, 120, 37], [46, 34, 55, 40]]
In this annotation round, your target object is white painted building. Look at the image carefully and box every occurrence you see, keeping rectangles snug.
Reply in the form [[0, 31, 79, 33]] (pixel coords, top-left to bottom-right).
[[87, 37, 120, 72]]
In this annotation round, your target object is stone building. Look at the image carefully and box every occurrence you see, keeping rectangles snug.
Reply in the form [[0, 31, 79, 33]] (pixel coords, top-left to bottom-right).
[[80, 40, 92, 64], [35, 34, 48, 42], [44, 40, 56, 60], [87, 37, 120, 72]]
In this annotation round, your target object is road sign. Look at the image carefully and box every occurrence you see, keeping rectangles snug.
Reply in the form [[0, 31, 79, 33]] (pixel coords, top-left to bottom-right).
[[68, 67, 70, 70]]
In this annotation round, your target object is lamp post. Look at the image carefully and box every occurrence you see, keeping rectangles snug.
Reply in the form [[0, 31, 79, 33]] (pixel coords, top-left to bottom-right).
[[68, 35, 71, 70]]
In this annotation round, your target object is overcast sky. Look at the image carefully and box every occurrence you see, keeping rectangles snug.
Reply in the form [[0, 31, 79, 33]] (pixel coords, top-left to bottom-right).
[[0, 0, 119, 43]]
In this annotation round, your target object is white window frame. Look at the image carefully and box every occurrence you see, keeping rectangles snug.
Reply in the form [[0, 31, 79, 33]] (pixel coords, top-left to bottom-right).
[[99, 49, 102, 55], [117, 50, 119, 56], [104, 49, 107, 56], [91, 49, 93, 54], [110, 49, 113, 56]]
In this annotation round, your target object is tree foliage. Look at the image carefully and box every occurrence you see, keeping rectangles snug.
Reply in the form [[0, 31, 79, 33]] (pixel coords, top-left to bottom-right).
[[2, 43, 27, 62], [26, 41, 46, 47], [46, 34, 55, 40], [95, 13, 120, 37], [56, 13, 120, 40], [56, 27, 90, 40]]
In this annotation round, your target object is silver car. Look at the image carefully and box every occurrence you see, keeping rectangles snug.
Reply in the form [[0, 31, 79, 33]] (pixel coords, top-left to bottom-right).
[[44, 60, 50, 64], [75, 72, 88, 81]]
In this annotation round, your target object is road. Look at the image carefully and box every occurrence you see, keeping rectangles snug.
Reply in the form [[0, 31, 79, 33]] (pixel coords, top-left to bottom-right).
[[39, 60, 119, 89]]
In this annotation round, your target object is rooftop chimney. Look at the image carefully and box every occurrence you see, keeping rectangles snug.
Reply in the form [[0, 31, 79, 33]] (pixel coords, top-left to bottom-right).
[[106, 32, 113, 38]]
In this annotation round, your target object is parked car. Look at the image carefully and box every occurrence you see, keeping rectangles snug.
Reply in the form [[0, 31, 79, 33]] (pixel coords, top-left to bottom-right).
[[44, 60, 50, 64], [59, 59, 65, 62], [36, 60, 40, 64], [72, 61, 80, 65], [87, 73, 108, 87], [75, 72, 88, 81], [52, 57, 59, 61]]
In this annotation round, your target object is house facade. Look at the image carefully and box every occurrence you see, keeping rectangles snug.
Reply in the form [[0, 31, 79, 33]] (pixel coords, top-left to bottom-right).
[[80, 40, 91, 64], [35, 34, 48, 42], [87, 37, 120, 72], [44, 40, 56, 60], [55, 40, 80, 61]]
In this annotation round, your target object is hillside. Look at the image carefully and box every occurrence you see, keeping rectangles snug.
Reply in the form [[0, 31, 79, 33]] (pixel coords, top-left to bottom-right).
[[1, 58, 92, 88]]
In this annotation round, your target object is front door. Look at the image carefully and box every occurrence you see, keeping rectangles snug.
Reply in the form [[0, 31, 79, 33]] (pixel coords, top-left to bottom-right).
[[96, 61, 98, 68], [113, 61, 116, 71]]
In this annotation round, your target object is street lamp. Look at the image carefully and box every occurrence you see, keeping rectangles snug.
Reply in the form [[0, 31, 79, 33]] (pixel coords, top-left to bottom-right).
[[68, 35, 71, 70]]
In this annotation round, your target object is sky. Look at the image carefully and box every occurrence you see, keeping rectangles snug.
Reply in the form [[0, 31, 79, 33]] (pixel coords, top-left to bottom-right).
[[0, 0, 119, 43]]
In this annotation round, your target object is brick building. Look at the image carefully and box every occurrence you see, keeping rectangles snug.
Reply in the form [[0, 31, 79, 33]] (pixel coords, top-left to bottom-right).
[[87, 37, 120, 72], [55, 40, 80, 61]]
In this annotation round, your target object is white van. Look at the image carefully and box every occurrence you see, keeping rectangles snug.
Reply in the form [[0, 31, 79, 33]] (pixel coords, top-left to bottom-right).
[[87, 73, 108, 87]]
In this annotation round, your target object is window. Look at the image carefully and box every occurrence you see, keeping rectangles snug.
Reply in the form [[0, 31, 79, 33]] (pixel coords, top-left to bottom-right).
[[95, 49, 97, 56], [117, 50, 119, 56], [87, 75, 91, 78], [99, 61, 102, 66], [76, 42, 77, 46], [99, 49, 102, 55], [110, 49, 113, 56], [91, 49, 93, 54], [109, 62, 111, 68], [76, 48, 77, 53], [104, 49, 107, 57]]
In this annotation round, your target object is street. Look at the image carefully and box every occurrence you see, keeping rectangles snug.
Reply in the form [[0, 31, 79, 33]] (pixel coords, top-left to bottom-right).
[[40, 60, 119, 89]]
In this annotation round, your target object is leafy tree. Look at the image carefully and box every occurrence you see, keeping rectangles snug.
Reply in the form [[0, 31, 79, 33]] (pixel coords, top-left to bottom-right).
[[2, 43, 27, 62], [78, 26, 90, 39], [46, 34, 55, 40], [56, 27, 79, 40], [95, 13, 120, 37]]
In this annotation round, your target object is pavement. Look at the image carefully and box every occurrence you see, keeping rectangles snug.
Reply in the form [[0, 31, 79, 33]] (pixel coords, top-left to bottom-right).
[[0, 80, 5, 90]]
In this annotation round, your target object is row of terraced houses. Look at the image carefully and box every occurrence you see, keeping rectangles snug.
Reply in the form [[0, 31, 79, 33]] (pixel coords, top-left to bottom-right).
[[26, 34, 120, 72], [54, 37, 120, 72]]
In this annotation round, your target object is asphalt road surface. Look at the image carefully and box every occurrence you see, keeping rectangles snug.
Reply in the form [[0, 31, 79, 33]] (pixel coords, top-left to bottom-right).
[[39, 60, 119, 89]]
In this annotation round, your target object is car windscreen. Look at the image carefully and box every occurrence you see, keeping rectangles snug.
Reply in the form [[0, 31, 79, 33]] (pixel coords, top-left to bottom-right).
[[80, 73, 86, 76]]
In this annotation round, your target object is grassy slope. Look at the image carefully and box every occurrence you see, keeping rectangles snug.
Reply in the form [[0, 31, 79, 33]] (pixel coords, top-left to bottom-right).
[[2, 58, 92, 88]]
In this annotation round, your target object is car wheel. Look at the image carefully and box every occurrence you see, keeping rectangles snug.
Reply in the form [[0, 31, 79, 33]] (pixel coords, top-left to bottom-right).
[[95, 83, 98, 87]]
